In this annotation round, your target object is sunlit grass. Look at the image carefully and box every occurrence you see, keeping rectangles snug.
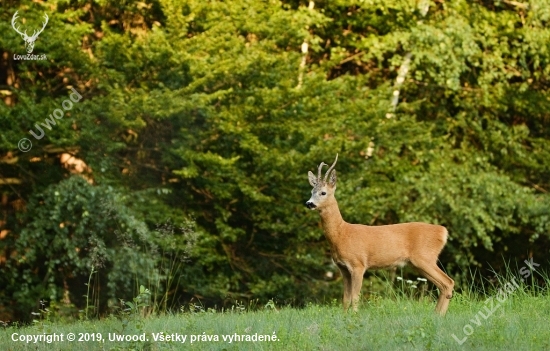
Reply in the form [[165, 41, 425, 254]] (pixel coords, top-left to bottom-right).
[[2, 291, 549, 350]]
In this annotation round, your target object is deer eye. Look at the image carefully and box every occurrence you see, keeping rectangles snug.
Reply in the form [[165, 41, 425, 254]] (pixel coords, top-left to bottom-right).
[[321, 192, 326, 196]]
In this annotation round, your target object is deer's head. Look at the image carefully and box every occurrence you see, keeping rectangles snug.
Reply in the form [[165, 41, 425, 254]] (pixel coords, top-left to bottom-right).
[[11, 11, 49, 54], [305, 154, 338, 210]]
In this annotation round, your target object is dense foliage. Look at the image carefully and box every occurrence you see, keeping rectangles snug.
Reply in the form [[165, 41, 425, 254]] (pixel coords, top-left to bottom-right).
[[1, 0, 549, 321]]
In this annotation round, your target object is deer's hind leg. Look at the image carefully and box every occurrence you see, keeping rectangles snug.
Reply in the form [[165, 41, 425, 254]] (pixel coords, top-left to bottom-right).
[[412, 259, 454, 316]]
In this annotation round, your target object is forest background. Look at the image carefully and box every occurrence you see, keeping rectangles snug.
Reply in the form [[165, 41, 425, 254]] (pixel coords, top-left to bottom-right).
[[1, 0, 549, 322]]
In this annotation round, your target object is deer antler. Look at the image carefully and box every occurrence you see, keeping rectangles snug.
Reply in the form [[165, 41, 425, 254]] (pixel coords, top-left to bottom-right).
[[11, 11, 28, 39], [317, 162, 327, 182], [323, 153, 338, 182], [29, 13, 49, 40], [11, 12, 48, 40]]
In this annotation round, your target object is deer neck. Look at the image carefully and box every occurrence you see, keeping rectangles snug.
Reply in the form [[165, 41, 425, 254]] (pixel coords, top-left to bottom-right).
[[318, 198, 345, 244]]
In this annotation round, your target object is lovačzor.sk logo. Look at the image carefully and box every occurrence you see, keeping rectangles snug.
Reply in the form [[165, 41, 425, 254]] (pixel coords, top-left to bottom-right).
[[11, 11, 48, 54]]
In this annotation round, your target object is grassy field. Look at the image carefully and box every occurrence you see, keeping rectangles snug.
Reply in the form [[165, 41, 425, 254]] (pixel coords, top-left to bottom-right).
[[2, 290, 549, 351]]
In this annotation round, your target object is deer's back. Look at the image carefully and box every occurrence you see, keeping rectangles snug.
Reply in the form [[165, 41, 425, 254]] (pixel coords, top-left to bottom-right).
[[335, 222, 448, 268]]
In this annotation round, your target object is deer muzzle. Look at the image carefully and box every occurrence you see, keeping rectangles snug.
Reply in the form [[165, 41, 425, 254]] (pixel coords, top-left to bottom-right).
[[305, 201, 317, 209]]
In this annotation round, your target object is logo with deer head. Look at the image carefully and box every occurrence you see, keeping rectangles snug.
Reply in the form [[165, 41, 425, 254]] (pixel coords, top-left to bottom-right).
[[11, 11, 49, 54]]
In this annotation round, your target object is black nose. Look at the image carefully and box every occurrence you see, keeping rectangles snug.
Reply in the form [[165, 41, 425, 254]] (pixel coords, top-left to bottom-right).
[[305, 201, 316, 209]]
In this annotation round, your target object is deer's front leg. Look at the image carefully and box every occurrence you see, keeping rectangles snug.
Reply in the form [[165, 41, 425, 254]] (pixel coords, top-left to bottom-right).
[[350, 266, 366, 312], [337, 263, 352, 311]]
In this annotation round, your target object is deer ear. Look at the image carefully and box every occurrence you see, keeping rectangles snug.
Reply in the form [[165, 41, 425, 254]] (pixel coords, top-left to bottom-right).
[[328, 170, 337, 187], [308, 171, 317, 187]]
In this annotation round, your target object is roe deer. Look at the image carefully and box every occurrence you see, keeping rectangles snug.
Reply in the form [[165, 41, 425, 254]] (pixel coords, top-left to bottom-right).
[[305, 154, 454, 315]]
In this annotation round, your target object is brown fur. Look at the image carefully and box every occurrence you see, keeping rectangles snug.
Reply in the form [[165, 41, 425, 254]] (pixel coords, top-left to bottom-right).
[[306, 154, 454, 315]]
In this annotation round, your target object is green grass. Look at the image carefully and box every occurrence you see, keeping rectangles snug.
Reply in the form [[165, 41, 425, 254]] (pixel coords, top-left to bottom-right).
[[2, 293, 550, 351]]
